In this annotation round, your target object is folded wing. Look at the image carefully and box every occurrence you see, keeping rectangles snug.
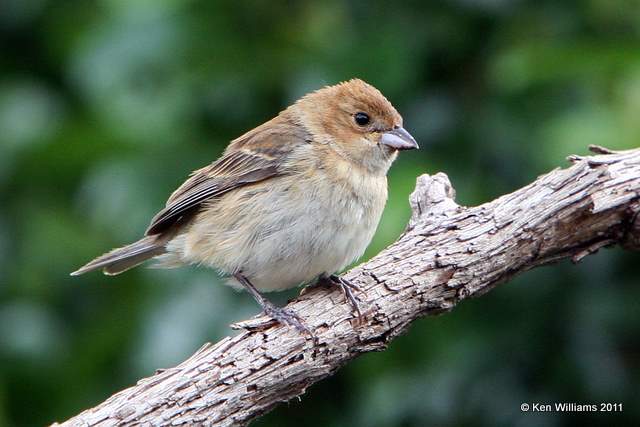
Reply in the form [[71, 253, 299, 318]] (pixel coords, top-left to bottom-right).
[[145, 116, 310, 235]]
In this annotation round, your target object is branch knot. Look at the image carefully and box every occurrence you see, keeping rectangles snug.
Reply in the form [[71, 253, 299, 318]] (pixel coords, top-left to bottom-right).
[[409, 173, 459, 229]]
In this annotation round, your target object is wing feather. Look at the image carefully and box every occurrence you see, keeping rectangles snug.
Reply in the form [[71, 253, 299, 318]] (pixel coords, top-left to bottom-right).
[[145, 116, 310, 235]]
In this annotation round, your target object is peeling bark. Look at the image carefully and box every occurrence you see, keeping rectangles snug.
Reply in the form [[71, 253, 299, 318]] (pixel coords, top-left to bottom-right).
[[54, 146, 640, 427]]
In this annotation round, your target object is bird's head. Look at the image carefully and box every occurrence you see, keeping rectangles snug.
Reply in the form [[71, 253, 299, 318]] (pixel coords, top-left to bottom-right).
[[291, 79, 419, 174]]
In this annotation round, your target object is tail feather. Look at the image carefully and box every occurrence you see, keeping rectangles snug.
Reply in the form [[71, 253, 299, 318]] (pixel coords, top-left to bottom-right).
[[71, 236, 167, 276]]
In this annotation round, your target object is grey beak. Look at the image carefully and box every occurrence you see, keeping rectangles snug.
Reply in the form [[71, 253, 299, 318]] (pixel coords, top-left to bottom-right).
[[380, 127, 419, 151]]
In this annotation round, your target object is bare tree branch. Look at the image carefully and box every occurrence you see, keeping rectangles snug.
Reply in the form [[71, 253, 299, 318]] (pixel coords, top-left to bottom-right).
[[54, 146, 640, 427]]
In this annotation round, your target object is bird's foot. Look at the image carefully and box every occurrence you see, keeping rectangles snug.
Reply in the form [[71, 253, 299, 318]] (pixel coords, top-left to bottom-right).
[[233, 272, 314, 338], [318, 274, 364, 320], [261, 301, 314, 337]]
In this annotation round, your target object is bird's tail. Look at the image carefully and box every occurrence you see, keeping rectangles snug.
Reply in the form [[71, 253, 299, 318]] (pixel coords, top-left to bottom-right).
[[71, 235, 167, 276]]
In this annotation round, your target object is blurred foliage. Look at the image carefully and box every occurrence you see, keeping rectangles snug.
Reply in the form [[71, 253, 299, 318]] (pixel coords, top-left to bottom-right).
[[1, 0, 639, 426]]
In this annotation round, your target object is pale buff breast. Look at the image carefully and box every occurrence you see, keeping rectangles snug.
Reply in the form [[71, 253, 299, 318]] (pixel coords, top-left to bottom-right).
[[162, 150, 389, 292]]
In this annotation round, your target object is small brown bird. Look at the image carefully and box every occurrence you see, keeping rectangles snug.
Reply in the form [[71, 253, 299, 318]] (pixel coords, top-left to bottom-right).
[[72, 79, 418, 332]]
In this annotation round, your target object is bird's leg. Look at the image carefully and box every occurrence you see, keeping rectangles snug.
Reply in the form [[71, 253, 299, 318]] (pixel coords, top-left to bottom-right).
[[233, 273, 313, 336], [317, 273, 364, 320]]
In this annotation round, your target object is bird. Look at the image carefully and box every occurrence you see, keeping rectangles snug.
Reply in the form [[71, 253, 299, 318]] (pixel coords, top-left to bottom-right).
[[72, 78, 419, 333]]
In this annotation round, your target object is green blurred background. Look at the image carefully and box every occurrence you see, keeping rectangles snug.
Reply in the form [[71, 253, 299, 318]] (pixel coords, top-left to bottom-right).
[[1, 0, 639, 426]]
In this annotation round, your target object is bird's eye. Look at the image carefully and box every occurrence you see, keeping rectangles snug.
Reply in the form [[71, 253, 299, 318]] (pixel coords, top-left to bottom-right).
[[354, 112, 370, 126]]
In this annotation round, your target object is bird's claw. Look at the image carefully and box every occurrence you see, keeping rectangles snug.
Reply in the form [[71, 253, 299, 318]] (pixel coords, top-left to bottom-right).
[[263, 304, 315, 338], [318, 274, 364, 320]]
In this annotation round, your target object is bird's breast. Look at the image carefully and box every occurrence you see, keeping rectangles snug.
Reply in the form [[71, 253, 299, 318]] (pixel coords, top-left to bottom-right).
[[243, 164, 387, 290]]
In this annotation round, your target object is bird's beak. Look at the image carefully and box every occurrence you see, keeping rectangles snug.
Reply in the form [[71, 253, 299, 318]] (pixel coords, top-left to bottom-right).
[[380, 127, 419, 151]]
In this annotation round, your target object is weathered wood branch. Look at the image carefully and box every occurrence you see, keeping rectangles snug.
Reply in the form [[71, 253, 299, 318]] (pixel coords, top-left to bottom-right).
[[55, 146, 640, 427]]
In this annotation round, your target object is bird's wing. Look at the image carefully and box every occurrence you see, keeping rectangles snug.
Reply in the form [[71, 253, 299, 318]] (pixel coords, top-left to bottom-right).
[[145, 117, 311, 235]]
